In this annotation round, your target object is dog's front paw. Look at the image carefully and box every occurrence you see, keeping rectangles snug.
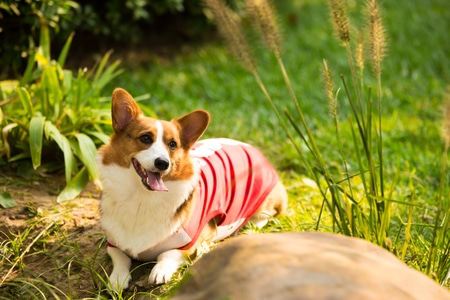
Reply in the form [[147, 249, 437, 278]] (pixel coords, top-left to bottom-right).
[[109, 270, 131, 291], [148, 261, 179, 285]]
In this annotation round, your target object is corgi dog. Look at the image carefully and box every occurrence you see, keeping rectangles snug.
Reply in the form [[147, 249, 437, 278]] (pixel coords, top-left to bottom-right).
[[97, 88, 288, 291]]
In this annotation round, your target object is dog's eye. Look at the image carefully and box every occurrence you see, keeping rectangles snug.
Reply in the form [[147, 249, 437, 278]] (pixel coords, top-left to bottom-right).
[[139, 134, 153, 144], [168, 141, 177, 150]]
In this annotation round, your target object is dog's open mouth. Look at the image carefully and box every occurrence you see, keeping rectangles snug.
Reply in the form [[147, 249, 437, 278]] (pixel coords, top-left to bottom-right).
[[132, 158, 168, 192]]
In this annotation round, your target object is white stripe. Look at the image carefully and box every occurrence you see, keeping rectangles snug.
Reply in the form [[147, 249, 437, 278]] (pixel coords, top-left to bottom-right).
[[155, 121, 165, 150], [135, 121, 170, 172]]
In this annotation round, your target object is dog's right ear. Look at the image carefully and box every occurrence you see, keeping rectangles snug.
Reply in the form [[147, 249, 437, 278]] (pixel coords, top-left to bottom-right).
[[111, 88, 143, 132], [176, 110, 210, 149]]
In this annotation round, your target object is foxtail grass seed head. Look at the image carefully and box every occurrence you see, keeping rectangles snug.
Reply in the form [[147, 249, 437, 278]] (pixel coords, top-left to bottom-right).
[[204, 0, 256, 72], [329, 0, 350, 44], [246, 0, 282, 58], [322, 59, 337, 118], [356, 29, 365, 74], [367, 0, 386, 75]]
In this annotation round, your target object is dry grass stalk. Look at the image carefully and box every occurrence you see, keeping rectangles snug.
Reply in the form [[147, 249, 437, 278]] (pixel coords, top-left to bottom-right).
[[329, 0, 350, 44], [367, 0, 386, 75], [443, 88, 450, 151], [204, 0, 256, 72], [246, 0, 282, 58]]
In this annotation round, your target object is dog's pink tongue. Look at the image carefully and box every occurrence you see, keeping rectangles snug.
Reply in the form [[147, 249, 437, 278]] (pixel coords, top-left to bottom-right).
[[148, 172, 168, 192]]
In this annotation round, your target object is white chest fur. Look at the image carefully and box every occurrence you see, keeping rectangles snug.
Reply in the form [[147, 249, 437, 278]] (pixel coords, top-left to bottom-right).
[[98, 163, 196, 259]]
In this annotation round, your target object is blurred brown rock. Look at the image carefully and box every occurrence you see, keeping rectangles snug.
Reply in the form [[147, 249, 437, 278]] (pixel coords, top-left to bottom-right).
[[173, 232, 450, 300]]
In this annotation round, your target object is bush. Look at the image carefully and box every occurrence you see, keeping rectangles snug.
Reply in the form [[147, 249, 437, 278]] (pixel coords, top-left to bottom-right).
[[0, 0, 243, 78], [0, 0, 79, 78], [0, 20, 122, 202]]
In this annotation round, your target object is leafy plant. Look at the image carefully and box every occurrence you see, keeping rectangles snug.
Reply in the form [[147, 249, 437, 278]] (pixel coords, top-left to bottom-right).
[[0, 18, 122, 202], [0, 0, 79, 78]]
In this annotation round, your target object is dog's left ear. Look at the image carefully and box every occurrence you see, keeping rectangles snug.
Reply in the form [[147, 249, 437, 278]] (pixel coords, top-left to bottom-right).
[[176, 110, 210, 149]]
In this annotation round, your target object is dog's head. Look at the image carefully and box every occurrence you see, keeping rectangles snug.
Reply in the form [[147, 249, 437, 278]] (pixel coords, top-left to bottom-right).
[[101, 88, 210, 191]]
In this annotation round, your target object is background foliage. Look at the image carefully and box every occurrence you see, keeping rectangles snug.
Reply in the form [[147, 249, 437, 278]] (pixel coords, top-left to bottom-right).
[[0, 18, 122, 202], [0, 0, 242, 78]]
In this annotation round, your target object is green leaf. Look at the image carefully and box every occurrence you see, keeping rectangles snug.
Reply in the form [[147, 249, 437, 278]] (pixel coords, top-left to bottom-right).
[[44, 121, 75, 182], [62, 70, 73, 94], [94, 61, 123, 91], [0, 80, 19, 93], [0, 191, 16, 208], [85, 131, 110, 145], [57, 167, 89, 202], [92, 51, 122, 91], [16, 87, 34, 118], [29, 116, 46, 170], [93, 50, 112, 84], [20, 50, 37, 87], [73, 133, 99, 182], [57, 32, 74, 67], [41, 65, 63, 116], [39, 19, 51, 61]]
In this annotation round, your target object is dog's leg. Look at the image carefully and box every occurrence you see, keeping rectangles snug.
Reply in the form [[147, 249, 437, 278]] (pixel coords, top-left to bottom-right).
[[148, 249, 186, 285], [250, 181, 288, 228], [107, 246, 132, 291]]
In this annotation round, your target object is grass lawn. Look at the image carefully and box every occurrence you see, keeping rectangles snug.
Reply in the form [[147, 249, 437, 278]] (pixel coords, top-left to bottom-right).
[[1, 0, 449, 298], [107, 0, 450, 289]]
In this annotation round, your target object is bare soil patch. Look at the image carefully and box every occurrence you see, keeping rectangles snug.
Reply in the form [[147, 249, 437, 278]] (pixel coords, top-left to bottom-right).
[[0, 172, 107, 298], [0, 172, 178, 298]]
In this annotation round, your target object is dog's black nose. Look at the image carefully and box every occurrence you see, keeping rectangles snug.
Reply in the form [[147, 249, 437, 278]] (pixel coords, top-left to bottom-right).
[[155, 157, 170, 171]]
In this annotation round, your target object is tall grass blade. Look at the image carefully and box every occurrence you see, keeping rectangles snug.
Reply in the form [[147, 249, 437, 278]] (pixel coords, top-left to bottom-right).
[[427, 99, 450, 275], [401, 188, 415, 261], [29, 116, 46, 170]]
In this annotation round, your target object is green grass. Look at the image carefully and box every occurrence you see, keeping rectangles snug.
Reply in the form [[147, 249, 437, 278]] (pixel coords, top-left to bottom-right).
[[106, 0, 450, 282], [106, 0, 450, 172], [1, 0, 450, 298]]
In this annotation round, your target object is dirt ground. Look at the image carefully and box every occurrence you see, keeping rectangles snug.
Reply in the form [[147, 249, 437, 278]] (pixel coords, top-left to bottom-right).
[[0, 172, 181, 298], [0, 173, 104, 296]]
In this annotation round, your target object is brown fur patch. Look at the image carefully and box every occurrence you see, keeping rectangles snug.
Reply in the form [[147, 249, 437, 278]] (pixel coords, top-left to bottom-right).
[[100, 116, 159, 168], [174, 190, 196, 223], [160, 120, 195, 182]]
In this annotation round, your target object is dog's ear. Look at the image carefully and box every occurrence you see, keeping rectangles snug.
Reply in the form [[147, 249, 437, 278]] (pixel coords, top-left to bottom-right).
[[176, 110, 210, 148], [111, 88, 143, 132]]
